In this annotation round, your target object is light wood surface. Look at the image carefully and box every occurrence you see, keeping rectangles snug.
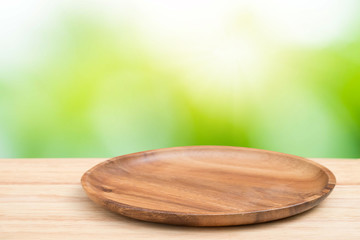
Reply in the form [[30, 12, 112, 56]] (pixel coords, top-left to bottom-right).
[[81, 146, 335, 226], [1, 157, 359, 239]]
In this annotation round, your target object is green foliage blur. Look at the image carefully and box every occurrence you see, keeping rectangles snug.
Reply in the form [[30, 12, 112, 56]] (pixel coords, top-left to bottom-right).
[[0, 2, 359, 158]]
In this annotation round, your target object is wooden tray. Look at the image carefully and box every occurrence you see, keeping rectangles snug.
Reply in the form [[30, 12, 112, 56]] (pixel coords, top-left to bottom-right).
[[81, 146, 336, 226]]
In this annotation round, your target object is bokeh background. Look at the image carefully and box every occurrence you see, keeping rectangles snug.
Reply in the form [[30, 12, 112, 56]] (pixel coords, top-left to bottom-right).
[[1, 0, 360, 158]]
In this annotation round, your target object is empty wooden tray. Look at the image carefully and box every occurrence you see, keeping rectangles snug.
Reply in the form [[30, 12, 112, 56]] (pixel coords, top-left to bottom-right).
[[81, 146, 336, 226]]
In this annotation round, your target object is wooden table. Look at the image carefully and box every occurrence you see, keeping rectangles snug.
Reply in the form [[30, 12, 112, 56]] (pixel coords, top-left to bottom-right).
[[1, 158, 359, 239]]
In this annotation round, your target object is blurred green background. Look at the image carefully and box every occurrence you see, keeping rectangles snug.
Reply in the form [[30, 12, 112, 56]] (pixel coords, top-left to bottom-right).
[[0, 1, 359, 158]]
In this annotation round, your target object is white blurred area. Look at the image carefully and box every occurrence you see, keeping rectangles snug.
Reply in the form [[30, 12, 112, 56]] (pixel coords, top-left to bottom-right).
[[0, 0, 358, 76]]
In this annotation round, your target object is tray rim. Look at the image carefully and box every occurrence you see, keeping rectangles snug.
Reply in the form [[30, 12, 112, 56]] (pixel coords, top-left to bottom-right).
[[81, 146, 336, 224]]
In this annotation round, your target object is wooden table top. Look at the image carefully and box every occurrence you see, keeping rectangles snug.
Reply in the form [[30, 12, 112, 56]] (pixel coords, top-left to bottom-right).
[[1, 158, 359, 239]]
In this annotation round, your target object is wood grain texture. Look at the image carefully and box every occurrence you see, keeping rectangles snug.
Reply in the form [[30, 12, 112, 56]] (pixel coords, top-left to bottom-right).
[[81, 146, 336, 226], [1, 156, 359, 240]]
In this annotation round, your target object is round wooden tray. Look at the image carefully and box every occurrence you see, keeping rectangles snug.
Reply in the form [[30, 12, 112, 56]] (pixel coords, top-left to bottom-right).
[[81, 146, 336, 226]]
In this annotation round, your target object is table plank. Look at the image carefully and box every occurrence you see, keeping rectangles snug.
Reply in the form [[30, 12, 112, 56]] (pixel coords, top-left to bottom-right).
[[0, 158, 359, 239], [0, 158, 359, 185], [0, 158, 104, 184], [310, 158, 360, 185]]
